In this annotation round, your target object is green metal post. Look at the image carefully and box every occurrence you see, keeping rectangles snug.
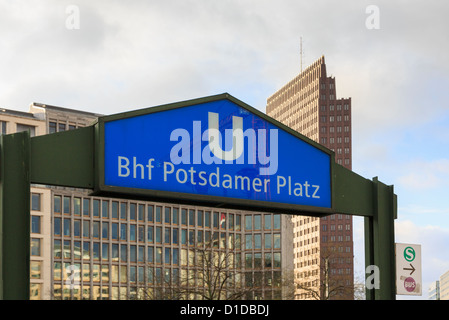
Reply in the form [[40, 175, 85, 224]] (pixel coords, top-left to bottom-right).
[[0, 132, 31, 300], [365, 177, 396, 300], [364, 215, 375, 300]]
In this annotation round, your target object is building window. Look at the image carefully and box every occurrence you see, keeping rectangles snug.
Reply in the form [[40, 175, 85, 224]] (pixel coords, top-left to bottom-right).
[[274, 234, 281, 249], [189, 210, 196, 227], [31, 215, 41, 234], [83, 198, 90, 217], [273, 215, 281, 229], [30, 283, 42, 300], [31, 193, 41, 211], [156, 206, 162, 223], [16, 124, 36, 137], [74, 220, 81, 237], [102, 201, 109, 218], [93, 243, 100, 260], [49, 121, 57, 134], [31, 238, 41, 256], [0, 121, 6, 135], [83, 221, 90, 238], [264, 214, 271, 230], [93, 221, 100, 238], [54, 196, 61, 213], [63, 196, 71, 214], [245, 215, 252, 230], [120, 223, 127, 241], [120, 203, 127, 220], [64, 218, 71, 236], [30, 261, 42, 279], [265, 234, 272, 249], [254, 215, 261, 230], [245, 234, 252, 250], [54, 217, 61, 236]]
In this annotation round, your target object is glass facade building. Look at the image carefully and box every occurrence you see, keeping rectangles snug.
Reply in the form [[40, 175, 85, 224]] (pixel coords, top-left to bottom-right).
[[50, 191, 289, 300]]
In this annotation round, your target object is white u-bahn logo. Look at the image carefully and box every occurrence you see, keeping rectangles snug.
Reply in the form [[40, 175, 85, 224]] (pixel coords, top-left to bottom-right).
[[169, 112, 279, 175]]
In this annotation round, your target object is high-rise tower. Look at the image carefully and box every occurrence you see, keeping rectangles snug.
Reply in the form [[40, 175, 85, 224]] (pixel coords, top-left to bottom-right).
[[266, 55, 353, 299]]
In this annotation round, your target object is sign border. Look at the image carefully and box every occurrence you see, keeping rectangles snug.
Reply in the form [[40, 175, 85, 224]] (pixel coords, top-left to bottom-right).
[[93, 93, 336, 216]]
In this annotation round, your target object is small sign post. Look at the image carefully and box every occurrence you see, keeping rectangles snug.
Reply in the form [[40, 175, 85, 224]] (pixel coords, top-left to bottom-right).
[[395, 243, 422, 296]]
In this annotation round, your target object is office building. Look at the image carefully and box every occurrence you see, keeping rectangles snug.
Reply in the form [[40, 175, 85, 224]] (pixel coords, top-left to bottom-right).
[[428, 281, 440, 300], [266, 55, 354, 299], [1, 102, 294, 300], [440, 270, 449, 300]]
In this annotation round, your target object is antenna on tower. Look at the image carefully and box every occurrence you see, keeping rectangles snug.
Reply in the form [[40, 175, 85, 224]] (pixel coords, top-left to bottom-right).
[[300, 36, 303, 72]]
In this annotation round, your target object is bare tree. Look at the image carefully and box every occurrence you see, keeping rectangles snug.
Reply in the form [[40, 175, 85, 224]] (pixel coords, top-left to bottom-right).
[[294, 249, 354, 300], [175, 239, 256, 300], [130, 237, 258, 300]]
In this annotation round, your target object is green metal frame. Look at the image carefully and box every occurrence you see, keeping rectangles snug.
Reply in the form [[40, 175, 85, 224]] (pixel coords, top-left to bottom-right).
[[0, 93, 397, 300], [0, 132, 31, 300]]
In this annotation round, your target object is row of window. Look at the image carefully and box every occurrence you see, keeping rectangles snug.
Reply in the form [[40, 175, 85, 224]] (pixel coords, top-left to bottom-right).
[[320, 104, 350, 111], [52, 271, 284, 301], [54, 217, 281, 247], [53, 248, 282, 271], [320, 83, 335, 90], [336, 158, 351, 166], [321, 137, 350, 145], [54, 263, 284, 286], [53, 234, 282, 263], [322, 224, 351, 231], [52, 286, 283, 300], [320, 122, 350, 134], [53, 195, 281, 231], [322, 236, 353, 243], [0, 120, 37, 137], [48, 121, 78, 134]]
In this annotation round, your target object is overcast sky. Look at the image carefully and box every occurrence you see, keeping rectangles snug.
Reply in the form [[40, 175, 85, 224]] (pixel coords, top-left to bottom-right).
[[2, 0, 449, 299]]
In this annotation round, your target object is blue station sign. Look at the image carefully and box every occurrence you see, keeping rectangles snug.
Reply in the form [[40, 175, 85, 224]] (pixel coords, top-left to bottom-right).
[[98, 94, 334, 214]]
